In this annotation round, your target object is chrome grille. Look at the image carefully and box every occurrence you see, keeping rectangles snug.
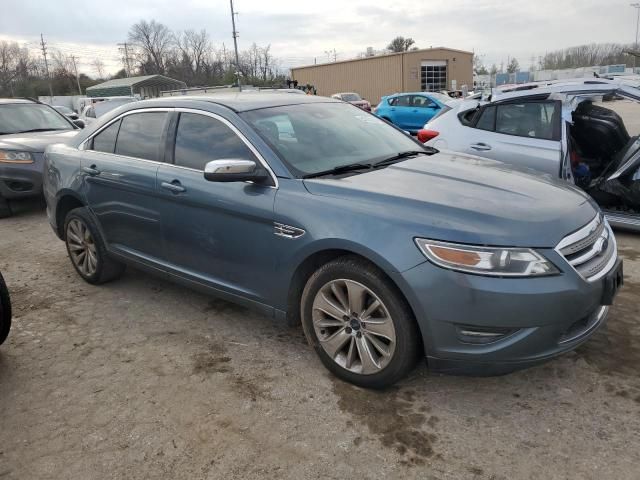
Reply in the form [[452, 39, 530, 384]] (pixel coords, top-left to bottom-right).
[[556, 214, 617, 282]]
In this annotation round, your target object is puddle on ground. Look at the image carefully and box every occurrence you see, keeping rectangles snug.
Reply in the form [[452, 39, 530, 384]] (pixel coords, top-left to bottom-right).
[[332, 379, 437, 466], [576, 280, 640, 377], [192, 342, 232, 374]]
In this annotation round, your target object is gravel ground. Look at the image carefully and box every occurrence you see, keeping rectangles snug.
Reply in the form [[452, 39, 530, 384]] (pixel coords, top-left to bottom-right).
[[1, 200, 639, 480]]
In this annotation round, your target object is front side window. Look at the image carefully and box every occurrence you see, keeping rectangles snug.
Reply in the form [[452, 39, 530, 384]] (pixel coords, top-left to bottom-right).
[[115, 112, 167, 162], [0, 103, 72, 135], [173, 113, 256, 171], [396, 95, 411, 107], [242, 102, 426, 177], [91, 119, 121, 153], [495, 102, 557, 140]]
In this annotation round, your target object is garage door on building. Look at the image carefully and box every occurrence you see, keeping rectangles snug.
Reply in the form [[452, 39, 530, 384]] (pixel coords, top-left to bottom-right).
[[421, 61, 447, 92]]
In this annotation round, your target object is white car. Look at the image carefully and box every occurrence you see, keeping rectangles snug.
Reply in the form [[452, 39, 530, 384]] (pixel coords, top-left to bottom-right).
[[81, 97, 138, 126], [420, 81, 640, 231]]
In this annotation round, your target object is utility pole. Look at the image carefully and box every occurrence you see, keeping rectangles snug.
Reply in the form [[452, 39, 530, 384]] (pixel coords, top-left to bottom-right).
[[40, 33, 54, 102], [70, 55, 82, 95], [117, 42, 132, 77], [632, 3, 640, 69], [229, 0, 242, 91]]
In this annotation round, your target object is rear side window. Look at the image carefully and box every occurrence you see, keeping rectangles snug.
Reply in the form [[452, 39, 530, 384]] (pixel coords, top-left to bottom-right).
[[115, 112, 168, 162], [173, 113, 256, 171], [91, 119, 121, 153], [495, 102, 557, 140], [475, 106, 496, 131], [387, 97, 398, 106]]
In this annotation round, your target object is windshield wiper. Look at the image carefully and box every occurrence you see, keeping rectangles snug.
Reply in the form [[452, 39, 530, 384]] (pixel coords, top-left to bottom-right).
[[14, 128, 68, 134], [372, 149, 433, 168], [302, 163, 373, 179]]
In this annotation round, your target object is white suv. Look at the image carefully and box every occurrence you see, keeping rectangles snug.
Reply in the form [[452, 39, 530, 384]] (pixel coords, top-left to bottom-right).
[[421, 81, 640, 231]]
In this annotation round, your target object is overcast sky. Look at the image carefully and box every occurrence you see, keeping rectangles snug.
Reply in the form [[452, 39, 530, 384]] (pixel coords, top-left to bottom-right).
[[0, 0, 635, 76]]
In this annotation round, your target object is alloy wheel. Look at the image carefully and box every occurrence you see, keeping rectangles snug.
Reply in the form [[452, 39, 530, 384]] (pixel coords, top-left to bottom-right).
[[66, 218, 98, 277], [312, 279, 396, 375]]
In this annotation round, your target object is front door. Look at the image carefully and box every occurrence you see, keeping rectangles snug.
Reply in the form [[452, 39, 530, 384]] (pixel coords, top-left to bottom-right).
[[156, 111, 277, 304], [81, 111, 169, 261]]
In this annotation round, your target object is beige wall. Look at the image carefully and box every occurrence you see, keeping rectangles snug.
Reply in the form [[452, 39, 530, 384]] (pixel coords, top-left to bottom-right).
[[291, 48, 473, 105]]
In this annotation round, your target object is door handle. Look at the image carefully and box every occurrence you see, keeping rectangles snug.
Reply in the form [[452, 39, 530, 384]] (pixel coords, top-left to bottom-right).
[[161, 180, 186, 194], [82, 165, 101, 176], [470, 143, 492, 151]]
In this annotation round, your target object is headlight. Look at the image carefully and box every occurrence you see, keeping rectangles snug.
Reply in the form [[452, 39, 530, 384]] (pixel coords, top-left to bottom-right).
[[415, 239, 559, 277], [0, 150, 34, 164]]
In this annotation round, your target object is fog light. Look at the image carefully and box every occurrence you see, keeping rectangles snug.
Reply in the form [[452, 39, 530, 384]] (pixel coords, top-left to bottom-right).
[[456, 325, 516, 345]]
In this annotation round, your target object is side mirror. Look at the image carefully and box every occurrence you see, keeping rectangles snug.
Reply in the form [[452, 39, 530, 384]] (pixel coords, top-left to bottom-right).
[[204, 159, 268, 183], [428, 104, 439, 109], [73, 119, 86, 129]]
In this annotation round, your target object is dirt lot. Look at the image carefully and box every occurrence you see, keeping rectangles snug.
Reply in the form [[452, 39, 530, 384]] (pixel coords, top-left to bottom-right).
[[1, 201, 639, 480]]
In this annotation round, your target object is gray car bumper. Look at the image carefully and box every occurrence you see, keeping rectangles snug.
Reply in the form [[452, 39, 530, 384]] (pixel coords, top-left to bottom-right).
[[0, 153, 44, 200], [394, 250, 618, 376]]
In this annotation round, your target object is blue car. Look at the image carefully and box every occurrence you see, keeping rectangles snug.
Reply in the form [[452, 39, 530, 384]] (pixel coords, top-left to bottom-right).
[[374, 92, 451, 133], [44, 94, 622, 389]]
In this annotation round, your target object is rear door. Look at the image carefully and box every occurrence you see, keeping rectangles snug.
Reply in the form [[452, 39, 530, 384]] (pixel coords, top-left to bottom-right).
[[81, 110, 169, 261], [156, 110, 277, 304], [462, 100, 563, 176], [391, 95, 414, 129]]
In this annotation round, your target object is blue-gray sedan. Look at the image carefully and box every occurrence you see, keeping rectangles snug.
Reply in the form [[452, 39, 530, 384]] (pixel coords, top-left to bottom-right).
[[43, 94, 623, 388]]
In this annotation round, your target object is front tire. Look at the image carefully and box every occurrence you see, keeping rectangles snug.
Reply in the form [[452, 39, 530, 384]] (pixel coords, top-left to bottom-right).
[[64, 207, 125, 285], [301, 256, 419, 389]]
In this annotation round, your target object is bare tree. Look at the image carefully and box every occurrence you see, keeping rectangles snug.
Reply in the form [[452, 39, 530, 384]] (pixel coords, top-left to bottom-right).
[[128, 19, 173, 74], [539, 43, 634, 69], [0, 41, 22, 95], [387, 37, 416, 53], [92, 59, 106, 79]]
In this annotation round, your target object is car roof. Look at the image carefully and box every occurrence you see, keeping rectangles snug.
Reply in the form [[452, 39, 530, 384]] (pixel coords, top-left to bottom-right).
[[128, 93, 341, 113], [0, 98, 37, 104], [491, 81, 639, 103]]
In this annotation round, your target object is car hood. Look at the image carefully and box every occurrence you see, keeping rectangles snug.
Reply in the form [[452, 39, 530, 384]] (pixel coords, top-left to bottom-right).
[[0, 130, 79, 152], [303, 152, 598, 248]]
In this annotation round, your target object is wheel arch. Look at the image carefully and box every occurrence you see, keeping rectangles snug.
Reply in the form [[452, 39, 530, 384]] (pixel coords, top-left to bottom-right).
[[285, 244, 421, 342], [54, 190, 86, 239]]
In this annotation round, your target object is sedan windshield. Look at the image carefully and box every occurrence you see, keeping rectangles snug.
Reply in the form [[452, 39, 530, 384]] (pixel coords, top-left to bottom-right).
[[342, 93, 362, 102], [241, 102, 427, 177], [0, 104, 72, 135]]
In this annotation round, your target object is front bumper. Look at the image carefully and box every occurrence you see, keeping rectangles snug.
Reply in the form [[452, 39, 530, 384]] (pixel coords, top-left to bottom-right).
[[0, 153, 44, 200], [393, 248, 618, 375]]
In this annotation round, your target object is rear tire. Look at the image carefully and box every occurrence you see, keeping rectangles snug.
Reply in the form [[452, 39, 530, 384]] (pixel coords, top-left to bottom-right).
[[0, 271, 11, 345], [0, 196, 12, 219], [64, 207, 125, 285], [301, 256, 419, 389]]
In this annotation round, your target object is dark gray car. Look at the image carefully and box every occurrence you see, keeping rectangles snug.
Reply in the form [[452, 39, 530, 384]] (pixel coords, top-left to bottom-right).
[[0, 98, 80, 217], [43, 94, 623, 388]]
